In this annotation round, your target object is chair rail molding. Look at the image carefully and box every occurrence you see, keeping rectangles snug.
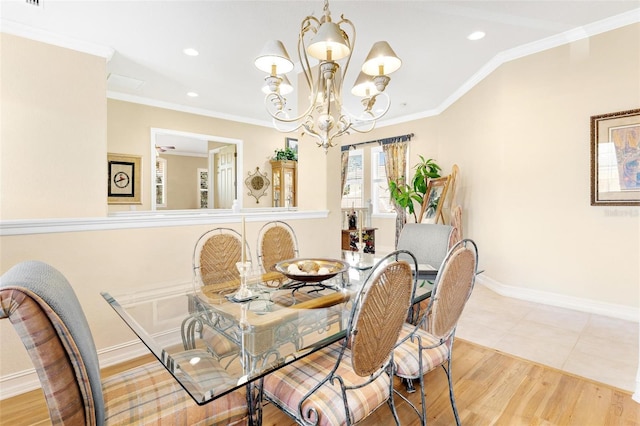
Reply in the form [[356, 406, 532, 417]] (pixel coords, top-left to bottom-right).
[[0, 209, 328, 236]]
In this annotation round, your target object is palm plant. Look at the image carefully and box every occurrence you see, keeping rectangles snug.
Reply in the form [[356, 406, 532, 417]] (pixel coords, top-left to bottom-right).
[[389, 156, 441, 223]]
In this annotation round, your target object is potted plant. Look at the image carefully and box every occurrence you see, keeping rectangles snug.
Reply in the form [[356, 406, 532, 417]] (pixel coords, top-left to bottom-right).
[[389, 155, 441, 223], [271, 147, 298, 162]]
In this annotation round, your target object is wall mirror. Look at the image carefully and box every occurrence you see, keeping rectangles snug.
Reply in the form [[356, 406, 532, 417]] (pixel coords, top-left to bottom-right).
[[422, 176, 451, 224], [151, 128, 243, 211]]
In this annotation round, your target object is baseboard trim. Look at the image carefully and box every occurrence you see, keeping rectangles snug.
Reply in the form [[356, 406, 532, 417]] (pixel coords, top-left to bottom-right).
[[0, 338, 148, 400], [477, 274, 639, 323]]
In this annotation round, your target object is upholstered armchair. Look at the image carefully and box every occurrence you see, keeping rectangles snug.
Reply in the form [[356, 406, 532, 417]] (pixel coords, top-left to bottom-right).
[[396, 223, 455, 278], [0, 260, 248, 425]]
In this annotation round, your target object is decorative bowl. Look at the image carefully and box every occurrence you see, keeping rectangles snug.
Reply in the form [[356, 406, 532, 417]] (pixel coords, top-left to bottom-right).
[[275, 258, 348, 283]]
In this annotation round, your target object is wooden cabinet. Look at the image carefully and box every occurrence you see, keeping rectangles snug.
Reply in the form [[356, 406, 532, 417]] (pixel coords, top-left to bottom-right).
[[270, 160, 297, 207], [341, 228, 377, 253]]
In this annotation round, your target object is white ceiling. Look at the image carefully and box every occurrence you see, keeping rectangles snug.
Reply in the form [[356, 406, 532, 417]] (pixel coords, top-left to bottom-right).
[[1, 1, 639, 129]]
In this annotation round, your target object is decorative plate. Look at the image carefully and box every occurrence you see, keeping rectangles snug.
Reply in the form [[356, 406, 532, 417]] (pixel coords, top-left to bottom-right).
[[275, 258, 348, 283]]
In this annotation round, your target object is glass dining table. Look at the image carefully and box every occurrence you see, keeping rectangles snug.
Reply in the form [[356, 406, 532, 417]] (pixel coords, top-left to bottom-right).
[[101, 251, 435, 425]]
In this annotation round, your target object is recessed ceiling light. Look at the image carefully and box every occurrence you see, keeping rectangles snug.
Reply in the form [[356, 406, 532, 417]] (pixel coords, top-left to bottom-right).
[[467, 31, 486, 41], [183, 48, 199, 56], [187, 92, 199, 97]]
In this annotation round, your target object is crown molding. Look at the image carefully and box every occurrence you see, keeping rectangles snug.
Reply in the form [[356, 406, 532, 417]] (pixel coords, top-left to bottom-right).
[[107, 92, 273, 128], [378, 8, 640, 128], [3, 8, 639, 129], [0, 18, 114, 60]]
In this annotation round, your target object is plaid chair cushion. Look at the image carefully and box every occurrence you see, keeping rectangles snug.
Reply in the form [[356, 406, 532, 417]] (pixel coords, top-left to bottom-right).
[[263, 344, 390, 426], [393, 323, 449, 380], [201, 327, 240, 358], [0, 288, 91, 424], [103, 350, 247, 425]]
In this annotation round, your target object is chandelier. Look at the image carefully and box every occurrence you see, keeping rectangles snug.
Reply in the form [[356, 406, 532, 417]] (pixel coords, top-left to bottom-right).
[[254, 0, 402, 152]]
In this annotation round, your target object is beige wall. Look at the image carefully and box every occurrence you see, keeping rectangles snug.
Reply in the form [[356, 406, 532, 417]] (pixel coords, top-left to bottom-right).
[[441, 23, 639, 307], [161, 154, 208, 210], [341, 23, 640, 308], [0, 33, 107, 219]]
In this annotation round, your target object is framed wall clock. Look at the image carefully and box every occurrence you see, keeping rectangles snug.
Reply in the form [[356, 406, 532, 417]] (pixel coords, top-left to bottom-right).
[[245, 166, 270, 203], [107, 153, 142, 204]]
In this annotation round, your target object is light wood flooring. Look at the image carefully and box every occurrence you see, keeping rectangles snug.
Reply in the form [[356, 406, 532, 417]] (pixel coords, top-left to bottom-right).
[[1, 339, 638, 426]]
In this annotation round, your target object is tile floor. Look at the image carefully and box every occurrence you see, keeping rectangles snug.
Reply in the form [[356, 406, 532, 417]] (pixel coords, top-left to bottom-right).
[[455, 284, 639, 392]]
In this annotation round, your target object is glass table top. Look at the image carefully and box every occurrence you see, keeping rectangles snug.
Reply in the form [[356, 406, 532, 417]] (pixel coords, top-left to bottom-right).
[[101, 251, 435, 405]]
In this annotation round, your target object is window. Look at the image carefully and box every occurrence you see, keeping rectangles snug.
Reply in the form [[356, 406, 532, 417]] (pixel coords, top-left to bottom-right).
[[155, 157, 167, 208], [198, 168, 208, 208], [371, 146, 395, 214], [341, 149, 363, 208]]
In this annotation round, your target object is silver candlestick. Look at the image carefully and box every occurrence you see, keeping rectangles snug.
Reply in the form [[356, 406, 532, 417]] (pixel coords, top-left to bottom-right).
[[234, 261, 253, 300]]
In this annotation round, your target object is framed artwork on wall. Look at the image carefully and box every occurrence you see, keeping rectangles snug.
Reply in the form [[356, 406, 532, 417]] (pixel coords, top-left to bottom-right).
[[590, 108, 640, 206], [286, 137, 298, 156], [107, 153, 142, 204]]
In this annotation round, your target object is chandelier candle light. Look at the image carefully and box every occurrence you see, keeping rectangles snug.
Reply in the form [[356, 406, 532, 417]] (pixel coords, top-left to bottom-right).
[[255, 0, 402, 152]]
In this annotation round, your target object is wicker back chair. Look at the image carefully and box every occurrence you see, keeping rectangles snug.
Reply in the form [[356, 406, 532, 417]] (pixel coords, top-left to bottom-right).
[[0, 261, 247, 425], [257, 220, 299, 273], [193, 227, 252, 294], [393, 239, 478, 425], [262, 250, 418, 426], [449, 204, 463, 247], [190, 227, 253, 366]]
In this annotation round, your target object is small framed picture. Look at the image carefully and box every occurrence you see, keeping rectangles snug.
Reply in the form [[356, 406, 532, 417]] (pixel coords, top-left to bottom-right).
[[590, 108, 640, 206], [107, 153, 142, 204], [286, 137, 298, 155]]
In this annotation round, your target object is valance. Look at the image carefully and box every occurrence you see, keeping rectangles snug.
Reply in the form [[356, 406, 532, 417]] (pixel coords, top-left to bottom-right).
[[340, 133, 414, 151]]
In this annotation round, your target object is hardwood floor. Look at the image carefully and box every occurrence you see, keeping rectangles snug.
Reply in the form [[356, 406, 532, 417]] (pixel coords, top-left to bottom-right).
[[1, 339, 638, 425]]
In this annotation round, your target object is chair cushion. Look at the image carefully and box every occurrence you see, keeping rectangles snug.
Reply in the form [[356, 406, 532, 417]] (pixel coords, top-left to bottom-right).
[[397, 223, 453, 268], [201, 327, 240, 359], [103, 350, 247, 425], [0, 287, 89, 425], [263, 344, 390, 426], [0, 261, 104, 423], [393, 324, 449, 379]]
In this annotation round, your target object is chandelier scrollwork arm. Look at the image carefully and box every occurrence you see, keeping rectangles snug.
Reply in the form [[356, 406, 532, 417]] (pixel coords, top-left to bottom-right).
[[255, 0, 401, 152]]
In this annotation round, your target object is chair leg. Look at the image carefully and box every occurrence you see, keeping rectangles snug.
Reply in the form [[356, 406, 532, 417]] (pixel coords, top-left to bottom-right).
[[247, 378, 264, 426], [404, 377, 416, 393], [386, 399, 401, 426], [386, 365, 402, 425], [419, 373, 427, 426], [443, 358, 461, 426]]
